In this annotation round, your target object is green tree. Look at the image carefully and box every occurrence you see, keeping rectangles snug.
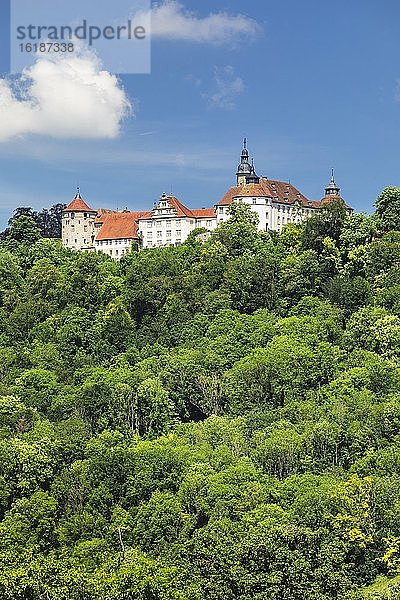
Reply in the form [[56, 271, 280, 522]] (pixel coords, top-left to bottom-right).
[[212, 202, 260, 257], [4, 215, 41, 246], [224, 246, 280, 312], [301, 198, 348, 252], [134, 378, 175, 437], [374, 186, 400, 232]]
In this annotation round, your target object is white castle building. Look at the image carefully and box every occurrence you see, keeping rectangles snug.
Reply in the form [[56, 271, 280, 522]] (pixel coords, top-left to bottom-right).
[[62, 140, 351, 259]]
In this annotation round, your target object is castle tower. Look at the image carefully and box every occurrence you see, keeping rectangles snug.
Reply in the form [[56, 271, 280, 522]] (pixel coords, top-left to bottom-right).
[[246, 157, 260, 185], [236, 139, 260, 185], [62, 188, 97, 250], [236, 138, 252, 185], [324, 169, 341, 198]]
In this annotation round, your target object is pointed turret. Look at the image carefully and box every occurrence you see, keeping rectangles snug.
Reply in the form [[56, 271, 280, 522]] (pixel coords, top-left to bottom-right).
[[64, 187, 95, 212], [236, 138, 254, 185], [320, 169, 352, 212], [324, 169, 341, 197], [241, 137, 249, 160], [62, 188, 97, 251], [236, 139, 261, 184], [246, 157, 260, 184]]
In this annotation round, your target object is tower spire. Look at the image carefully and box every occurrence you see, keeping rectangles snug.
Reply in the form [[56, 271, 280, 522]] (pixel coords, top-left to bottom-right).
[[75, 186, 81, 199], [240, 138, 249, 162], [325, 168, 340, 197], [236, 139, 260, 185], [237, 138, 251, 184]]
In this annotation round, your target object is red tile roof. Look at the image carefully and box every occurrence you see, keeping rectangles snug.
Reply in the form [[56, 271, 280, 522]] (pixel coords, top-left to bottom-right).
[[134, 195, 193, 219], [267, 179, 319, 207], [192, 208, 216, 218], [320, 194, 352, 210], [216, 178, 326, 209], [64, 196, 95, 212], [217, 180, 274, 206], [95, 208, 117, 223], [136, 196, 216, 220], [94, 196, 216, 242], [166, 196, 195, 218], [96, 211, 151, 241]]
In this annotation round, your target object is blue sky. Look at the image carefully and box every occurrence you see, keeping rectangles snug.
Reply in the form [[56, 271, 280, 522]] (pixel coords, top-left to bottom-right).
[[0, 0, 399, 226]]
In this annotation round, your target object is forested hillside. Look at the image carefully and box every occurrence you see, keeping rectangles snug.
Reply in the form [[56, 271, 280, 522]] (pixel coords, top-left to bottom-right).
[[2, 189, 400, 599]]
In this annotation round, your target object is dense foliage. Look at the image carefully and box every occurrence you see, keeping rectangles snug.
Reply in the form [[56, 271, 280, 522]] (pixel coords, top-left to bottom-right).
[[1, 189, 400, 598], [1, 204, 66, 241]]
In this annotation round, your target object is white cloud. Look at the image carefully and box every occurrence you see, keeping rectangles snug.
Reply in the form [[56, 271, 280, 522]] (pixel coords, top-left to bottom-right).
[[206, 66, 245, 110], [149, 0, 260, 44], [0, 50, 131, 143]]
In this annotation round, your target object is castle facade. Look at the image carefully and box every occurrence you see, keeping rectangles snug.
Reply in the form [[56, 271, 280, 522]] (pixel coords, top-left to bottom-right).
[[62, 140, 351, 259]]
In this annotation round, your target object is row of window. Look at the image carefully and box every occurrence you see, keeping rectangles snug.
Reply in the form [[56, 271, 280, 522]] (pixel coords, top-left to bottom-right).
[[146, 241, 182, 248], [146, 219, 182, 227], [98, 247, 129, 257], [154, 208, 174, 215], [200, 221, 213, 227], [95, 239, 131, 246], [145, 218, 213, 227], [64, 224, 89, 232], [88, 247, 131, 258], [218, 202, 315, 215], [147, 230, 181, 238], [65, 239, 89, 245], [277, 216, 301, 225], [277, 205, 312, 215], [64, 212, 91, 219], [63, 221, 92, 227]]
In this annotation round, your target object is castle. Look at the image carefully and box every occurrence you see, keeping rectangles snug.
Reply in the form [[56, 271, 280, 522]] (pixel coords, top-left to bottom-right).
[[62, 140, 351, 259]]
